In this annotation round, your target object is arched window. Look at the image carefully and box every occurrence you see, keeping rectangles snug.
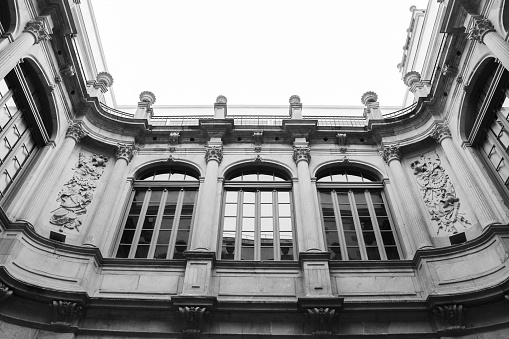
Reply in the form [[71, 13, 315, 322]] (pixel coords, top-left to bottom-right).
[[115, 168, 199, 259], [317, 167, 401, 261], [220, 168, 295, 261]]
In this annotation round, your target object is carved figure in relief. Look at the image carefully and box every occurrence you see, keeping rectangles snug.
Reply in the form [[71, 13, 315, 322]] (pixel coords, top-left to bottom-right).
[[411, 152, 470, 235], [50, 153, 108, 231]]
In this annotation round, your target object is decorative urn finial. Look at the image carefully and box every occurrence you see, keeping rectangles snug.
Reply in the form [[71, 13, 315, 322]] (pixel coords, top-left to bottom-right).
[[139, 91, 156, 105], [96, 72, 114, 87], [361, 91, 378, 106], [289, 95, 301, 105], [403, 71, 421, 87], [216, 95, 227, 104]]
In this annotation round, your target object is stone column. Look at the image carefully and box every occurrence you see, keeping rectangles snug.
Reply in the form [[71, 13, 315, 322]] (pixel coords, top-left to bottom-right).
[[0, 20, 50, 81], [18, 122, 85, 225], [381, 145, 433, 250], [293, 142, 323, 252], [82, 143, 134, 248], [467, 16, 509, 72], [189, 144, 223, 251], [431, 124, 499, 228]]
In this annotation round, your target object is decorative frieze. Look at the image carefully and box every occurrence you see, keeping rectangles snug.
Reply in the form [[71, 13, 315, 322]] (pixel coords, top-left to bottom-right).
[[432, 304, 466, 333], [293, 146, 311, 164], [24, 20, 51, 44], [115, 143, 135, 162], [65, 122, 86, 142], [205, 146, 223, 164], [411, 152, 470, 235], [0, 282, 13, 302], [467, 16, 495, 44], [306, 307, 337, 337], [380, 145, 401, 163], [431, 123, 452, 143], [50, 153, 108, 231], [178, 306, 208, 338], [51, 300, 83, 332]]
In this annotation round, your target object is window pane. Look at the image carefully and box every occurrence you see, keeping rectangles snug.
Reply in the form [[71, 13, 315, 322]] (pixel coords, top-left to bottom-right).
[[329, 242, 342, 260], [342, 217, 355, 230], [178, 217, 192, 230], [278, 204, 291, 217], [336, 192, 349, 204], [224, 203, 237, 216], [261, 191, 273, 203], [279, 218, 292, 232], [346, 172, 363, 182], [156, 230, 171, 245], [261, 217, 273, 231], [226, 191, 238, 203], [344, 231, 358, 246], [243, 203, 255, 217], [135, 245, 150, 258], [281, 246, 293, 260], [347, 247, 361, 260], [366, 247, 381, 260], [124, 216, 138, 229], [171, 173, 185, 181], [243, 191, 255, 203], [153, 173, 170, 180], [260, 246, 274, 260], [183, 190, 196, 203], [154, 246, 168, 259], [277, 191, 290, 203], [370, 192, 383, 204], [224, 217, 237, 231], [242, 218, 255, 231], [142, 216, 156, 229], [160, 216, 174, 230], [181, 204, 194, 216]]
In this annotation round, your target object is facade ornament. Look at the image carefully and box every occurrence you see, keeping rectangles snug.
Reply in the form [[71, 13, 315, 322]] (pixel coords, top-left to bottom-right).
[[411, 152, 470, 235], [60, 65, 75, 77], [115, 143, 135, 162], [139, 91, 156, 105], [169, 132, 180, 145], [457, 76, 463, 84], [306, 307, 337, 337], [254, 155, 262, 162], [178, 306, 208, 339], [432, 304, 466, 333], [431, 123, 452, 143], [54, 74, 62, 83], [51, 300, 83, 332], [205, 145, 223, 164], [169, 146, 176, 152], [293, 146, 311, 164], [24, 20, 51, 43], [337, 133, 347, 153], [289, 95, 301, 104], [441, 64, 458, 77], [360, 91, 378, 106], [403, 71, 421, 87], [253, 131, 263, 144], [216, 95, 227, 104], [167, 155, 175, 162], [96, 71, 114, 87], [467, 16, 495, 44], [65, 122, 86, 142], [0, 282, 13, 302], [50, 153, 108, 231], [380, 145, 401, 163], [254, 146, 262, 153]]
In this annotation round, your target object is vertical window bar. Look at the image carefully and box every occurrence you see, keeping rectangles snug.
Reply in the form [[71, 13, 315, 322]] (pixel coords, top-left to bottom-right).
[[349, 190, 368, 260], [365, 190, 387, 260], [331, 190, 348, 260], [167, 189, 185, 259], [147, 189, 169, 258], [234, 190, 243, 260], [128, 189, 152, 258]]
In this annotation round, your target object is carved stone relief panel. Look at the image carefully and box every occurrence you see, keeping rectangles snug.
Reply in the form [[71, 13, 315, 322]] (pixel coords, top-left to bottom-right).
[[50, 153, 108, 231], [410, 152, 471, 236]]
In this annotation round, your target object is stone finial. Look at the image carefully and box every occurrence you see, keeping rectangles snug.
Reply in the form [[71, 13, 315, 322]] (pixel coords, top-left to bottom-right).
[[306, 307, 337, 337], [432, 304, 466, 333], [467, 16, 495, 44], [178, 306, 209, 338], [403, 71, 421, 87], [96, 72, 114, 88], [139, 91, 156, 105], [293, 146, 311, 164], [115, 143, 135, 162], [361, 91, 378, 106], [431, 123, 452, 143], [216, 95, 227, 104], [380, 145, 401, 163], [205, 145, 223, 164], [289, 95, 301, 105], [65, 122, 86, 142], [51, 300, 83, 332], [24, 20, 51, 43]]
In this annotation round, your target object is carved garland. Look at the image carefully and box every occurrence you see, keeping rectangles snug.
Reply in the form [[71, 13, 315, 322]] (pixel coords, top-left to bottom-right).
[[411, 152, 470, 235]]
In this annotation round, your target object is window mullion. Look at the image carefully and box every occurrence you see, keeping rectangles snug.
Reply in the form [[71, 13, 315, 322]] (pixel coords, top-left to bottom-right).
[[331, 190, 348, 261], [147, 189, 168, 259], [273, 190, 280, 261], [380, 190, 403, 259], [0, 89, 14, 108], [128, 189, 151, 258], [349, 190, 368, 260], [113, 188, 137, 256], [365, 191, 387, 260], [167, 189, 185, 259], [254, 190, 261, 261], [234, 190, 243, 260]]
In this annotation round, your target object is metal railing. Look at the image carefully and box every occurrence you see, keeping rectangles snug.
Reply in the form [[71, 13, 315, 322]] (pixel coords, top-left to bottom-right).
[[382, 102, 417, 119]]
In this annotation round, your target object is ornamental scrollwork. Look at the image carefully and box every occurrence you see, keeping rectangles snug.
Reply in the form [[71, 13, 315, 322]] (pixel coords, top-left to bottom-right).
[[50, 153, 108, 231], [178, 306, 209, 338], [65, 122, 86, 142], [293, 146, 311, 164], [24, 20, 51, 44], [306, 307, 337, 337], [411, 152, 470, 235], [51, 300, 83, 332], [205, 146, 223, 164], [467, 16, 495, 44], [116, 143, 135, 162], [432, 304, 466, 333], [431, 123, 452, 143], [380, 145, 401, 163]]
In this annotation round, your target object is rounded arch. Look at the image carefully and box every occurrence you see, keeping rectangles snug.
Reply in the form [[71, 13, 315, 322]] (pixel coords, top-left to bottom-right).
[[222, 159, 294, 181], [131, 159, 202, 180], [499, 0, 509, 35], [0, 0, 17, 34], [313, 159, 385, 181]]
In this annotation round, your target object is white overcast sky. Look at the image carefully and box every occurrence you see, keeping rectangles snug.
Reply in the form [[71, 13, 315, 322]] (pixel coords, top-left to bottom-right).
[[91, 0, 430, 107]]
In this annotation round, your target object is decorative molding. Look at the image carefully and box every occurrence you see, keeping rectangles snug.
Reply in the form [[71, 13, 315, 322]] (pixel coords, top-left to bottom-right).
[[380, 145, 401, 163], [431, 123, 452, 143], [467, 16, 495, 44], [50, 153, 108, 231], [178, 306, 208, 338], [337, 133, 347, 153], [442, 64, 458, 77], [205, 146, 223, 164], [0, 282, 13, 302], [24, 20, 51, 44], [306, 307, 337, 337], [253, 131, 263, 145], [293, 146, 311, 164], [139, 91, 156, 105], [411, 152, 471, 235], [51, 300, 83, 332], [169, 132, 180, 145], [115, 143, 135, 162], [60, 65, 75, 77], [432, 304, 466, 333], [65, 122, 86, 142]]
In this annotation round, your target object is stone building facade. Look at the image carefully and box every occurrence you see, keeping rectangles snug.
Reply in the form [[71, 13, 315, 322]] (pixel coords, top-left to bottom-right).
[[0, 0, 509, 338]]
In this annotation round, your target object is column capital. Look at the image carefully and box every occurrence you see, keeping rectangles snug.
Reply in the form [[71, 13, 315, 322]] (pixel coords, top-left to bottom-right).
[[23, 20, 51, 44], [380, 145, 401, 163], [115, 143, 135, 162], [205, 145, 223, 164], [293, 146, 311, 164], [65, 122, 86, 142], [467, 16, 495, 44], [431, 123, 452, 143]]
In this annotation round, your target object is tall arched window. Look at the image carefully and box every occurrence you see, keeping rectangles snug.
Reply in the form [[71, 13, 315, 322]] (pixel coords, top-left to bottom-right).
[[317, 167, 401, 261], [220, 168, 295, 261], [115, 168, 199, 259]]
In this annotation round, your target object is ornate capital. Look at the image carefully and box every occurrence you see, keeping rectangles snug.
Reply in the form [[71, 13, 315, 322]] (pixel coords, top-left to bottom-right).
[[467, 16, 495, 44], [205, 146, 223, 164], [306, 307, 336, 337], [115, 143, 135, 162], [432, 304, 466, 333], [178, 306, 208, 339], [24, 20, 51, 44], [65, 122, 86, 142], [51, 300, 83, 332], [0, 282, 13, 302], [380, 145, 401, 163], [431, 123, 452, 143], [293, 146, 311, 164]]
